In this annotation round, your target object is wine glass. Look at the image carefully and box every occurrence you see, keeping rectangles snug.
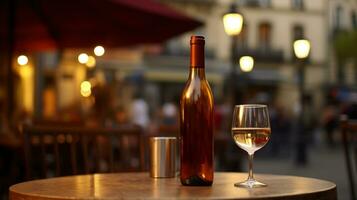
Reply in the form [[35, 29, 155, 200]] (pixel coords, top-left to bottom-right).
[[231, 104, 271, 188]]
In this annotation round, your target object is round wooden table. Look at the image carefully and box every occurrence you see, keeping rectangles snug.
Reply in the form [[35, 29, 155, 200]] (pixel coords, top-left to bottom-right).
[[10, 172, 337, 200]]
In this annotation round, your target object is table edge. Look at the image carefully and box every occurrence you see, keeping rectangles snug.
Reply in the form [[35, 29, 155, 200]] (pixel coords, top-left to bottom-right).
[[9, 172, 337, 200]]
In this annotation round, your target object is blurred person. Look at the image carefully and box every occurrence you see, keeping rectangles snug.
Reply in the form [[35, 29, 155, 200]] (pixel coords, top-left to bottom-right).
[[321, 103, 338, 148], [161, 101, 178, 126], [92, 82, 113, 125], [213, 100, 229, 171], [130, 93, 149, 129], [269, 104, 292, 157], [344, 92, 357, 119], [215, 97, 242, 172], [115, 106, 129, 125]]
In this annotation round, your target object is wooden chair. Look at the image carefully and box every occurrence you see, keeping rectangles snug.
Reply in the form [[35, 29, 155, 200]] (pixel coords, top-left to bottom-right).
[[340, 115, 357, 200], [21, 124, 145, 180]]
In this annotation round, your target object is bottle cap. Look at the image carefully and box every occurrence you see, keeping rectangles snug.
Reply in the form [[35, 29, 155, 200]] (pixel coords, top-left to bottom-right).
[[190, 35, 205, 45]]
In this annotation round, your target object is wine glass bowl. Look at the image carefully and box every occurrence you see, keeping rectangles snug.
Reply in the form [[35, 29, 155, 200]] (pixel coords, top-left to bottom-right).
[[231, 104, 271, 188]]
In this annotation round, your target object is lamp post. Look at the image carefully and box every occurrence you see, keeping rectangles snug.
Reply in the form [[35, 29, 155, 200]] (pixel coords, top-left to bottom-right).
[[293, 39, 310, 112], [293, 39, 311, 112], [221, 3, 244, 172], [293, 39, 311, 165], [223, 3, 243, 104]]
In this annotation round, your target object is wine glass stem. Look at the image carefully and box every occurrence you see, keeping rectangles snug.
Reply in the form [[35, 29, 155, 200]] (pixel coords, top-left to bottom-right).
[[248, 153, 254, 181]]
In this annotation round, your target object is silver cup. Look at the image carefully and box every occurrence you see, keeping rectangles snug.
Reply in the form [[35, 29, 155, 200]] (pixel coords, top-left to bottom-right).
[[149, 137, 176, 178]]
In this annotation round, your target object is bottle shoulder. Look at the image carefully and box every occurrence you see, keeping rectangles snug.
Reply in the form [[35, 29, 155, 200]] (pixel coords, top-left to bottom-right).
[[181, 78, 214, 106], [183, 78, 212, 91]]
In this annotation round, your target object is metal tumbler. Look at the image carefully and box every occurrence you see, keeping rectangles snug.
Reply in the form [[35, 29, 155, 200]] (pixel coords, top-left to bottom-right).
[[149, 137, 176, 178]]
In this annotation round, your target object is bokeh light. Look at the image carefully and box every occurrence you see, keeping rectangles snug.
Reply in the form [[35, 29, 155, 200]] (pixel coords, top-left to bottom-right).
[[239, 56, 254, 72], [86, 56, 96, 68], [94, 46, 105, 56], [17, 55, 29, 66], [78, 53, 89, 64], [223, 13, 243, 36], [80, 81, 92, 97], [293, 39, 311, 59]]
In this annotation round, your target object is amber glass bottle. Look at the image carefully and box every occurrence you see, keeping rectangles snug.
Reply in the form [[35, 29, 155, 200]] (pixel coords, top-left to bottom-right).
[[180, 36, 214, 186]]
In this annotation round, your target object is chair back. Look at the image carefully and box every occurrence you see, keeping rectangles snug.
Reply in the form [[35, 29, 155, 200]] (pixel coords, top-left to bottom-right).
[[21, 124, 145, 180], [340, 115, 357, 200]]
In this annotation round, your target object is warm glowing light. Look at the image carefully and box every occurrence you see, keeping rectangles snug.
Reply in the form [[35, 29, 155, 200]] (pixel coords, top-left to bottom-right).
[[86, 56, 96, 68], [293, 39, 311, 59], [81, 81, 91, 90], [81, 89, 91, 97], [19, 65, 32, 77], [17, 55, 29, 66], [80, 81, 92, 97], [78, 53, 89, 64], [239, 56, 254, 72], [223, 13, 243, 36], [94, 46, 105, 56]]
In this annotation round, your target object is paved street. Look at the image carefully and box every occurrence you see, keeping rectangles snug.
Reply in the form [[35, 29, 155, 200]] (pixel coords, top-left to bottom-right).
[[247, 143, 350, 200]]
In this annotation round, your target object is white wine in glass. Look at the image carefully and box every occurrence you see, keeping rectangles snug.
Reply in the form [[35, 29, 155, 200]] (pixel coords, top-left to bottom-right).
[[232, 127, 271, 155], [231, 105, 271, 188]]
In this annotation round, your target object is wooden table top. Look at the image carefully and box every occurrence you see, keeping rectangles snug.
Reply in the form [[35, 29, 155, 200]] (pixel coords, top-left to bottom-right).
[[9, 172, 337, 200]]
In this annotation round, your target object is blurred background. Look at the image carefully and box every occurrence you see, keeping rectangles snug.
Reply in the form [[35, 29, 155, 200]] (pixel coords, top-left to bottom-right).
[[1, 0, 357, 199]]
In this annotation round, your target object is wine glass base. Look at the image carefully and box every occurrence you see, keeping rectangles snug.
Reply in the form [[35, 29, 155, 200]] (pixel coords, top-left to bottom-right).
[[234, 179, 267, 188]]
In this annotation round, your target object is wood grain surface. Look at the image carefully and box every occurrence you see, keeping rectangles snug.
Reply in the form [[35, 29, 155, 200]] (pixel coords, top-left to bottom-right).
[[9, 172, 337, 200]]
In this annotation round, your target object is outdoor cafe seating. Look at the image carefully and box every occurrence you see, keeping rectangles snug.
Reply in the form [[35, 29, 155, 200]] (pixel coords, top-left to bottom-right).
[[21, 124, 145, 180], [3, 0, 357, 199]]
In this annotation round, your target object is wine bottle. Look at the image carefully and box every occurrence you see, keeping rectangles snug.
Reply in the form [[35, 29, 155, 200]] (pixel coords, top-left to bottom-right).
[[180, 36, 214, 186]]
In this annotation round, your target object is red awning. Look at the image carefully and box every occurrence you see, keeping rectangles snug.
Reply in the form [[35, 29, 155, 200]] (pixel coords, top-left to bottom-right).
[[0, 0, 203, 52]]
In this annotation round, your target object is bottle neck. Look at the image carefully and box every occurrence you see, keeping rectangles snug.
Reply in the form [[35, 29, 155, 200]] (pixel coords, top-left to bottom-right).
[[189, 68, 206, 79], [190, 43, 205, 68]]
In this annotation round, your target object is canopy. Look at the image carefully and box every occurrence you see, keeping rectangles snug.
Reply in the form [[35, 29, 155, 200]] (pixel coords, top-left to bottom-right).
[[0, 0, 202, 52]]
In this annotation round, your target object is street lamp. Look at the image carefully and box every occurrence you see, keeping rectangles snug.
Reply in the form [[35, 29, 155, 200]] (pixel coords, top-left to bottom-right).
[[223, 3, 244, 74], [222, 4, 244, 171], [223, 3, 244, 106], [293, 38, 310, 99], [239, 56, 254, 72], [293, 39, 310, 59], [223, 9, 243, 36], [293, 38, 311, 165]]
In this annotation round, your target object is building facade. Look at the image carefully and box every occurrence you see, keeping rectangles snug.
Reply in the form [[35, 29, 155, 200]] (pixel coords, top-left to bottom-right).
[[152, 0, 357, 113], [8, 0, 357, 119]]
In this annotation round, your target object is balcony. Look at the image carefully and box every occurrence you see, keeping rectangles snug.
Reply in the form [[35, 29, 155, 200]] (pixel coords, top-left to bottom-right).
[[246, 0, 260, 7], [236, 47, 284, 63], [160, 45, 216, 59], [245, 0, 271, 8]]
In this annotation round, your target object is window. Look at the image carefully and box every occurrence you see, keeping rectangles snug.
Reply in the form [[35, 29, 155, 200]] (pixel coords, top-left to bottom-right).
[[246, 0, 271, 7], [293, 25, 304, 40], [260, 0, 271, 8], [258, 22, 271, 50], [351, 11, 357, 29], [292, 0, 304, 10], [246, 0, 259, 7], [335, 5, 343, 30]]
